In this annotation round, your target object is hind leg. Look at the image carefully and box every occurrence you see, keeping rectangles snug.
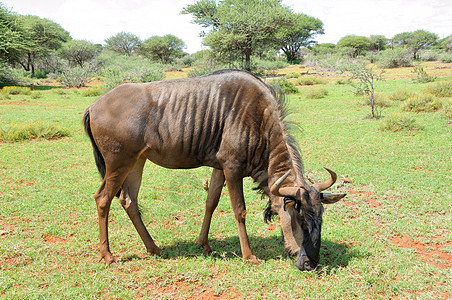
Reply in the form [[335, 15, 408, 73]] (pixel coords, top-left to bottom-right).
[[119, 156, 161, 256], [198, 168, 225, 254], [95, 161, 134, 265]]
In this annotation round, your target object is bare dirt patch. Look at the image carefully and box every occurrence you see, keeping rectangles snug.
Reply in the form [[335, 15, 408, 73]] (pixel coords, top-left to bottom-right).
[[42, 234, 68, 244], [389, 236, 451, 269]]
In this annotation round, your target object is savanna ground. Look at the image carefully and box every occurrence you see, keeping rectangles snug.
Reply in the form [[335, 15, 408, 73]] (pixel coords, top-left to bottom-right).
[[0, 61, 451, 299]]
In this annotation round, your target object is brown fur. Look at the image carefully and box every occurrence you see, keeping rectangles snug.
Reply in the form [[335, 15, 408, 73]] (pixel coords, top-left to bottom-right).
[[84, 69, 344, 269]]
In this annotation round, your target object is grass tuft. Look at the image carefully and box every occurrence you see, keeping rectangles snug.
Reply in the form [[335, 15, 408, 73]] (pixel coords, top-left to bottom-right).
[[305, 86, 329, 99], [81, 87, 103, 97], [422, 80, 452, 98], [1, 86, 32, 95], [401, 94, 443, 112], [379, 113, 423, 132], [296, 76, 327, 86], [0, 121, 70, 142]]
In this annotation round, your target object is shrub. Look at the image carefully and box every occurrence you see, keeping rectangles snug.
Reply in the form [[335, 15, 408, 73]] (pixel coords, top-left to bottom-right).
[[1, 86, 32, 95], [423, 81, 452, 97], [441, 100, 452, 119], [99, 52, 165, 91], [379, 113, 423, 132], [0, 121, 70, 143], [418, 50, 440, 61], [336, 78, 350, 85], [271, 78, 299, 94], [57, 66, 93, 88], [284, 73, 301, 79], [364, 92, 391, 108], [412, 64, 436, 83], [102, 63, 164, 91], [305, 87, 328, 99], [296, 76, 327, 86], [440, 53, 452, 63], [187, 66, 214, 78], [0, 62, 23, 88], [388, 89, 417, 101], [401, 94, 443, 112], [377, 47, 412, 68], [81, 87, 103, 97]]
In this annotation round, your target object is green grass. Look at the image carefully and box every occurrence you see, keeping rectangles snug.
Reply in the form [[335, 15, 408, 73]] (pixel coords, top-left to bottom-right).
[[0, 65, 451, 299]]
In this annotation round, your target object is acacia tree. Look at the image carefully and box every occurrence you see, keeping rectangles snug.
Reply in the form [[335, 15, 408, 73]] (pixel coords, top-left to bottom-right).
[[59, 40, 100, 67], [105, 32, 141, 56], [183, 0, 293, 70], [276, 13, 324, 63], [7, 15, 70, 75], [138, 35, 185, 64], [337, 35, 373, 57], [392, 30, 439, 59]]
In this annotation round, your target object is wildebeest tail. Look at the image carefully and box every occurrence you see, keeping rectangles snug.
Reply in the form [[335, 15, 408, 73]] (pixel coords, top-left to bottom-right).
[[83, 108, 106, 178]]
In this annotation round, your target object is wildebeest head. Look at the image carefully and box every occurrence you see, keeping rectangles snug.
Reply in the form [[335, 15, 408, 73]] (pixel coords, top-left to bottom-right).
[[270, 168, 345, 271]]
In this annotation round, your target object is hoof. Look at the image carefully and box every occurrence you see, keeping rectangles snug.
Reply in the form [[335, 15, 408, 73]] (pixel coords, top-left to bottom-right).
[[100, 252, 116, 266], [247, 255, 261, 266], [197, 240, 213, 255], [148, 246, 162, 256]]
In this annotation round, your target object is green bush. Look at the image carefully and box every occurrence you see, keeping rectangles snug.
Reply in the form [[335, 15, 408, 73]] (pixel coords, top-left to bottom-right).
[[401, 94, 443, 112], [1, 86, 32, 95], [440, 53, 452, 63], [377, 47, 412, 68], [364, 92, 391, 108], [305, 87, 328, 99], [57, 66, 93, 88], [284, 73, 301, 79], [81, 87, 103, 97], [99, 52, 165, 91], [296, 76, 327, 86], [423, 81, 452, 97], [0, 121, 70, 143], [441, 100, 452, 119], [271, 78, 299, 94], [0, 62, 23, 88], [388, 89, 417, 101], [336, 78, 350, 85], [379, 113, 423, 132], [187, 66, 214, 78], [412, 65, 436, 83]]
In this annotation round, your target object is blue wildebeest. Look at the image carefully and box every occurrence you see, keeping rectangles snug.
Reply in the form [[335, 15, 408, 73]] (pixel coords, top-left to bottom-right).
[[83, 69, 346, 271]]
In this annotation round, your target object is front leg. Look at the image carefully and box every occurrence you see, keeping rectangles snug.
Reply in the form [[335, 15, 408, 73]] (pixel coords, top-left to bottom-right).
[[198, 168, 225, 254], [222, 164, 260, 265]]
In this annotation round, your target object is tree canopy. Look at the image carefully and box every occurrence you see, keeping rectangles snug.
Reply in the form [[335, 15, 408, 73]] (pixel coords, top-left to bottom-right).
[[7, 15, 70, 74], [276, 13, 324, 63], [138, 35, 185, 64], [182, 0, 323, 69], [105, 32, 141, 56], [337, 35, 373, 57], [392, 30, 439, 59]]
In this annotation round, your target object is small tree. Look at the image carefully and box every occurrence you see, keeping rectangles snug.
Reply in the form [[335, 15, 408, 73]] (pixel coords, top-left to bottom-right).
[[105, 32, 141, 56], [337, 35, 373, 57], [392, 30, 439, 59], [59, 40, 100, 67], [138, 35, 185, 64], [276, 13, 324, 63], [343, 63, 385, 118]]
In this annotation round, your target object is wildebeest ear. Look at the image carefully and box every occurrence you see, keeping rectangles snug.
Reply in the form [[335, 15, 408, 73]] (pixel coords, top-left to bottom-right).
[[283, 197, 296, 211], [320, 193, 346, 204]]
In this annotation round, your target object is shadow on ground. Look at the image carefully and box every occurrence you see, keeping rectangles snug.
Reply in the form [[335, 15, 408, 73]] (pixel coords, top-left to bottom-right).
[[120, 235, 366, 272]]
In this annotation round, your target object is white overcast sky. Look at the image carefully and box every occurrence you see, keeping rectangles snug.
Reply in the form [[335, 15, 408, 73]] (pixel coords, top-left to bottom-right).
[[2, 0, 451, 53]]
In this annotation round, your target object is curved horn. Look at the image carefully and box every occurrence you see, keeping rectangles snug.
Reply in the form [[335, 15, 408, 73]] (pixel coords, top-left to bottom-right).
[[270, 170, 292, 197], [313, 167, 337, 192]]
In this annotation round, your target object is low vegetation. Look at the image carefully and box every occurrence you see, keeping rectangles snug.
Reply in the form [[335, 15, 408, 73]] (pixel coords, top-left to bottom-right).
[[0, 61, 450, 298], [0, 121, 70, 142]]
